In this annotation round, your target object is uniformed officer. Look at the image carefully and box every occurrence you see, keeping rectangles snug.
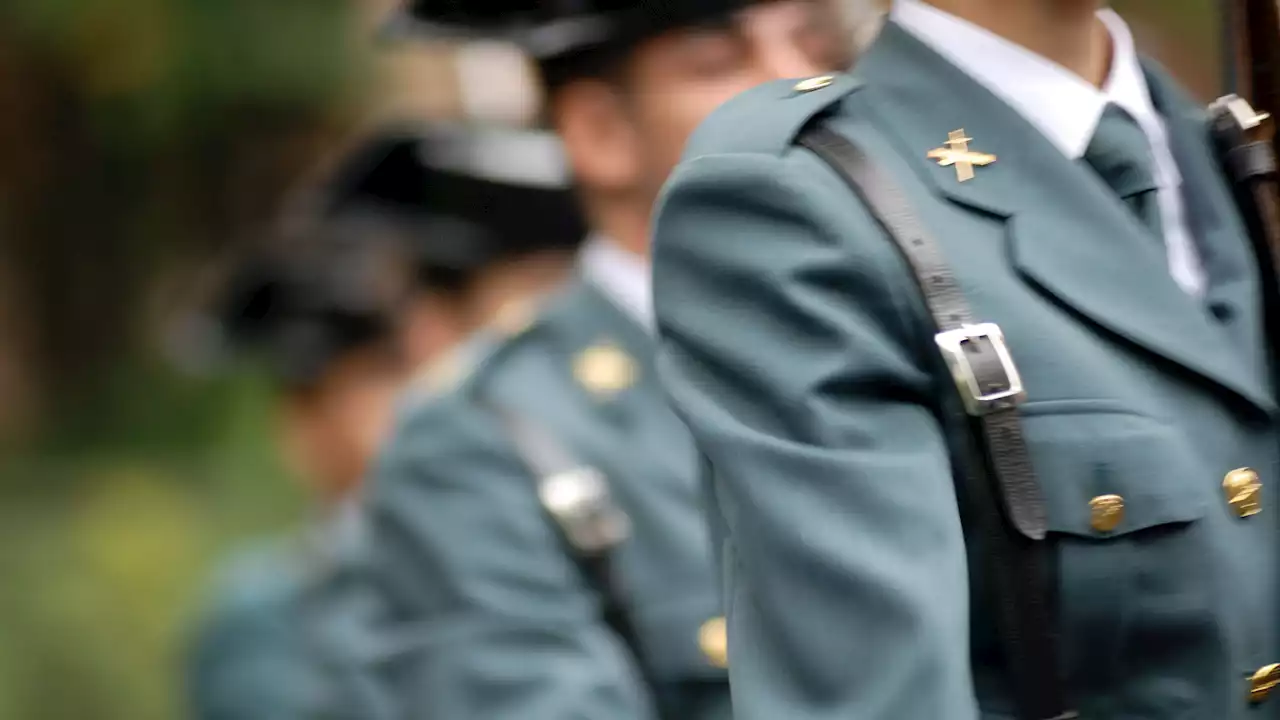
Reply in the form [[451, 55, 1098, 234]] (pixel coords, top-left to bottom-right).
[[316, 124, 587, 375], [652, 0, 1280, 719], [186, 227, 416, 720], [187, 122, 587, 720], [348, 1, 848, 718]]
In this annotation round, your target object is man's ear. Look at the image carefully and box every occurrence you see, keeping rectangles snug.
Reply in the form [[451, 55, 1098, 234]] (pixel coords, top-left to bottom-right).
[[549, 79, 643, 195]]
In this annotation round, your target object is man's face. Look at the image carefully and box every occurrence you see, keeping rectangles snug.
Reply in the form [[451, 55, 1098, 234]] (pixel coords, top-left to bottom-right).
[[624, 0, 850, 194]]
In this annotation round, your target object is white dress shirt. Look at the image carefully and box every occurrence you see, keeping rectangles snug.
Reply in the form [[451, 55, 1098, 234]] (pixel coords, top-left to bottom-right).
[[578, 235, 654, 331], [891, 0, 1206, 296]]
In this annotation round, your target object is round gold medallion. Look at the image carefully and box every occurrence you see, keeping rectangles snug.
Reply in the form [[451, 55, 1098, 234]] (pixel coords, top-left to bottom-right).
[[573, 343, 637, 397]]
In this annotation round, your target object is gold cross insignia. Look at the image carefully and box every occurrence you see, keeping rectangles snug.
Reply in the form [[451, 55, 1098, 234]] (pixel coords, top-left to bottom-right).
[[927, 129, 997, 182]]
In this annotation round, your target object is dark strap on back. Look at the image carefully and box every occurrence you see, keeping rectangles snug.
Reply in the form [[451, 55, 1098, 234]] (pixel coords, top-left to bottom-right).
[[483, 402, 670, 710], [798, 124, 1076, 720]]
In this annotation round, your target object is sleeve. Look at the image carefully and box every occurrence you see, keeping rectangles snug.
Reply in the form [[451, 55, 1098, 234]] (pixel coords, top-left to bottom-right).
[[651, 149, 979, 720], [186, 590, 317, 720], [361, 397, 657, 720]]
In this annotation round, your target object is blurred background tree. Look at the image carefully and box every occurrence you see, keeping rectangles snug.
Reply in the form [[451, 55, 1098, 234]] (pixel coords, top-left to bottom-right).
[[0, 0, 366, 445], [1117, 0, 1225, 100], [0, 1, 370, 717], [0, 0, 1231, 718]]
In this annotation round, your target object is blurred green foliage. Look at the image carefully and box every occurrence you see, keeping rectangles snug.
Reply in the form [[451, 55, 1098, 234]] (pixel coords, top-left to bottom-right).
[[0, 370, 304, 720], [0, 0, 368, 439], [0, 0, 367, 716]]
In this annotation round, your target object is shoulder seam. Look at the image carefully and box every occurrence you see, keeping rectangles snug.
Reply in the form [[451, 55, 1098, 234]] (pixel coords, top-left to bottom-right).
[[681, 74, 865, 158]]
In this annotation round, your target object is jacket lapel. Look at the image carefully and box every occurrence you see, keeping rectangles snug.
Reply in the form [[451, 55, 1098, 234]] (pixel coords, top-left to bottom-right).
[[1144, 64, 1273, 399], [562, 281, 697, 482], [554, 281, 658, 430], [854, 24, 1274, 415]]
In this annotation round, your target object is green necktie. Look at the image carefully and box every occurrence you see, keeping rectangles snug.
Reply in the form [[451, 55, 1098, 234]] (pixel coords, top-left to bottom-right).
[[1082, 103, 1164, 239]]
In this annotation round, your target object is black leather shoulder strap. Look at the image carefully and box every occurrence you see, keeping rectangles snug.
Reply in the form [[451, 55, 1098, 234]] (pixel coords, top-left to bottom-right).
[[480, 400, 660, 694], [797, 123, 1077, 720], [1210, 95, 1280, 393]]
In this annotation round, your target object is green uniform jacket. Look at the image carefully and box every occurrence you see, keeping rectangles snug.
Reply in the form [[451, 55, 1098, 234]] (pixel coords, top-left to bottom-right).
[[360, 280, 731, 719], [652, 22, 1280, 720]]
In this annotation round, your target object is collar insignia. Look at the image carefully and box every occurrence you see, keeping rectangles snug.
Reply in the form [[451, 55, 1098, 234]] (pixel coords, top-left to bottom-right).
[[928, 129, 997, 182], [573, 342, 637, 397]]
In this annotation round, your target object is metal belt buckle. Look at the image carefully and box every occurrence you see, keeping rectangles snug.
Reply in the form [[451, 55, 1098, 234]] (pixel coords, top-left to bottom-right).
[[538, 467, 630, 554], [934, 323, 1026, 416]]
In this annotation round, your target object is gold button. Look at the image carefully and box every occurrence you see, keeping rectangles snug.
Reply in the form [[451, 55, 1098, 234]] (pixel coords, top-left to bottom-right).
[[793, 75, 834, 93], [1224, 467, 1263, 518], [1251, 663, 1280, 703], [1089, 494, 1125, 533], [698, 616, 728, 668]]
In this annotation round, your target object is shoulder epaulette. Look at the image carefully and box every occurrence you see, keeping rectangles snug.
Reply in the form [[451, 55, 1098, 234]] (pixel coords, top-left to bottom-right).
[[681, 73, 863, 160]]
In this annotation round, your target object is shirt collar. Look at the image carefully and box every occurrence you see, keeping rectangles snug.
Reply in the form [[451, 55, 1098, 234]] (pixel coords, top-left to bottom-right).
[[578, 235, 653, 331], [890, 0, 1160, 161]]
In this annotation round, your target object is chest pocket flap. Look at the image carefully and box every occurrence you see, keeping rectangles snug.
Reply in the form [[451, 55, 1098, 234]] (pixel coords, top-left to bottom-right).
[[1021, 406, 1209, 538]]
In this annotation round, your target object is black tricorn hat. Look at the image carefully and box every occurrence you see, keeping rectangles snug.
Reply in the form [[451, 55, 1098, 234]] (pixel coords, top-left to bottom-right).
[[320, 123, 587, 286], [209, 230, 410, 387], [399, 0, 755, 60]]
